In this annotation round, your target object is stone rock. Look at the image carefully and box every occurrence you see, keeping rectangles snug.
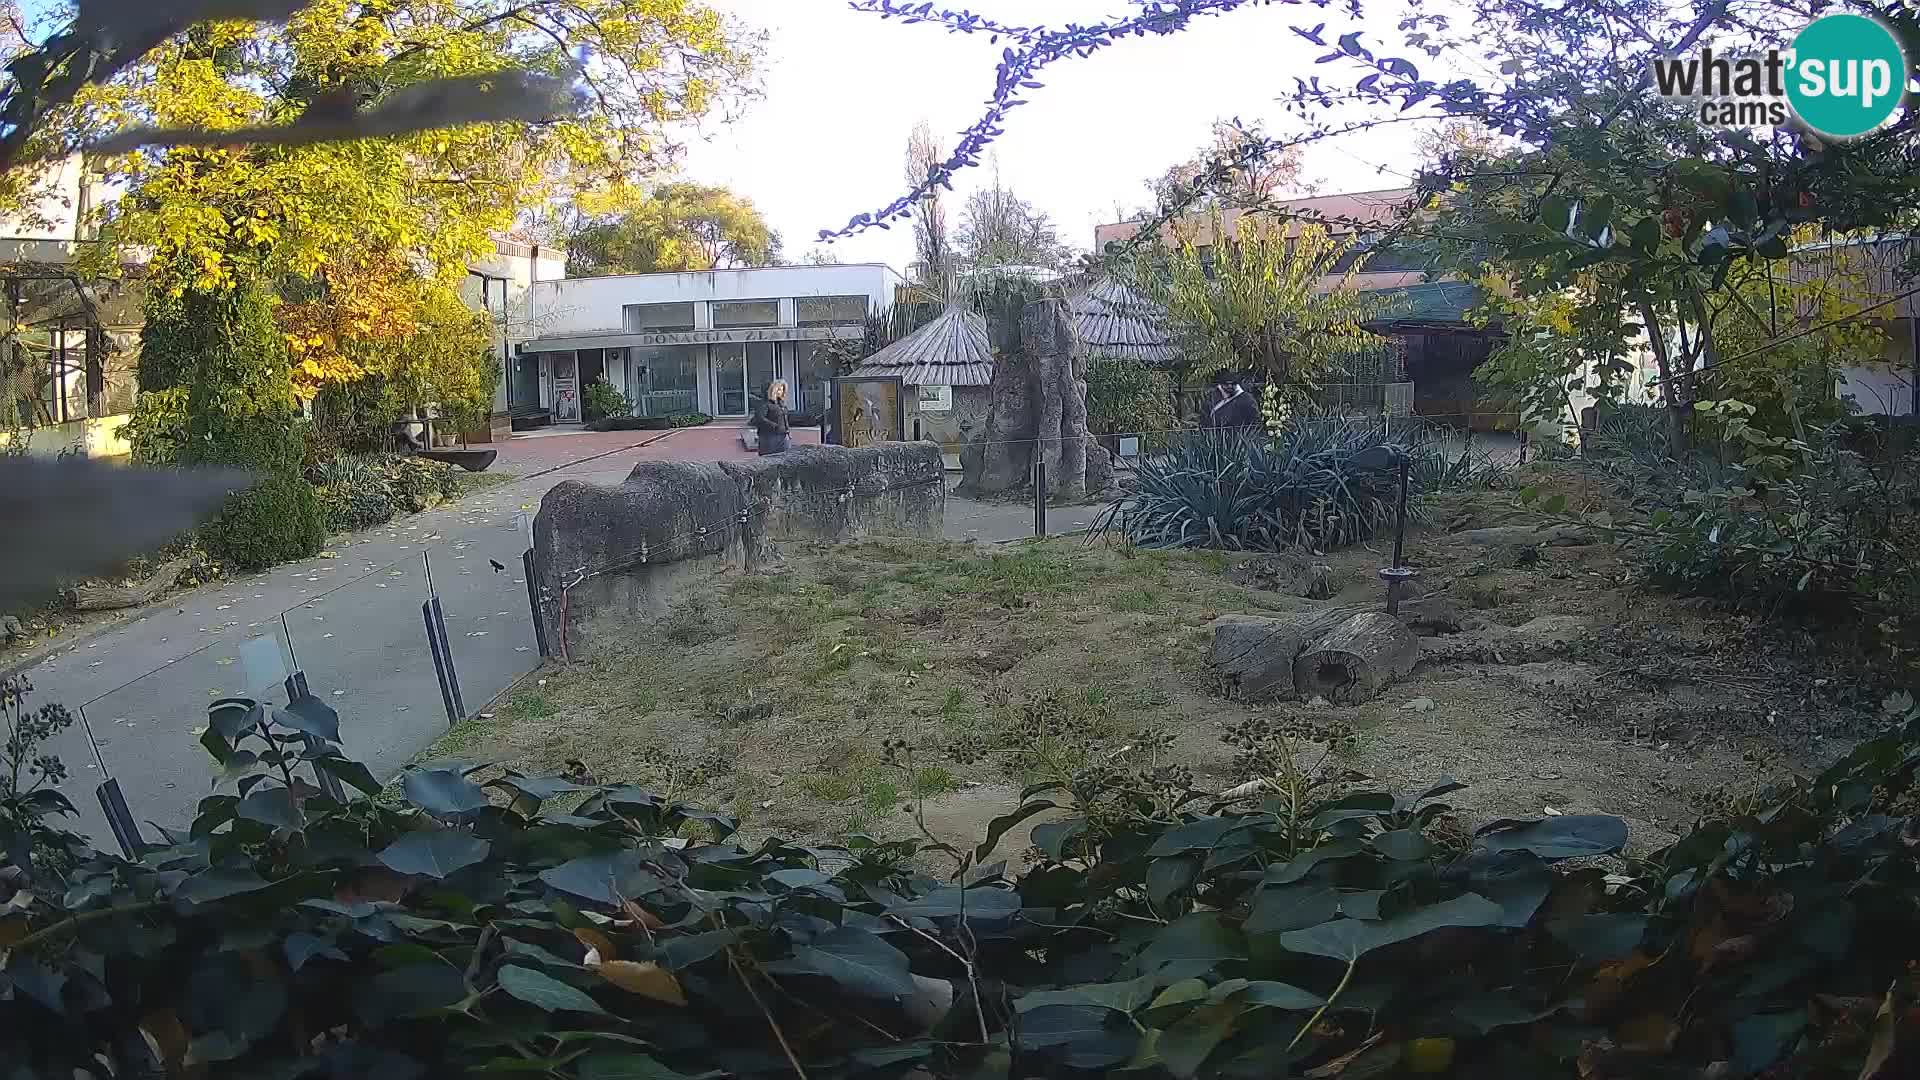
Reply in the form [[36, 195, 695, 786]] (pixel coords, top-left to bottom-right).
[[1398, 595, 1465, 635], [1299, 563, 1334, 600]]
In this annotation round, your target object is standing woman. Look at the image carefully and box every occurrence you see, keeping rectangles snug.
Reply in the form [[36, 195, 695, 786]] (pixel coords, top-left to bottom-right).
[[755, 380, 792, 455]]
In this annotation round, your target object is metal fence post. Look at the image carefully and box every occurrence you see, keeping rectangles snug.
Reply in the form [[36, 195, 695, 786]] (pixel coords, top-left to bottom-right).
[[94, 778, 144, 860], [523, 547, 550, 659], [1032, 453, 1048, 538], [423, 599, 460, 727]]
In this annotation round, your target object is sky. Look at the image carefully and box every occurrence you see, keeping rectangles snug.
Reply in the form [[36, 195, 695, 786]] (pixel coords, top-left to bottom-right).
[[676, 0, 1453, 272]]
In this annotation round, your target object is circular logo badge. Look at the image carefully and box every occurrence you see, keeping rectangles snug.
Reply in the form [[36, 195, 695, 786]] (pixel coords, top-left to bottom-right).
[[1786, 13, 1907, 138]]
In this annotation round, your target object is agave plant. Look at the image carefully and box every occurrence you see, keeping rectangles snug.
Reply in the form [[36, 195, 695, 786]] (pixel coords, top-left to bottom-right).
[[1094, 418, 1479, 552]]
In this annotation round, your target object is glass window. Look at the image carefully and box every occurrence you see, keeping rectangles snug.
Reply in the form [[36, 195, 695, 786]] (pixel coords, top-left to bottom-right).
[[712, 299, 780, 328], [624, 302, 695, 332], [795, 295, 869, 326], [631, 345, 700, 418], [794, 341, 836, 418]]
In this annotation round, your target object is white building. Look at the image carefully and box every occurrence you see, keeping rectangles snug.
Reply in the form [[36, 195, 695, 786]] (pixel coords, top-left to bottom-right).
[[460, 238, 567, 439], [516, 264, 905, 424]]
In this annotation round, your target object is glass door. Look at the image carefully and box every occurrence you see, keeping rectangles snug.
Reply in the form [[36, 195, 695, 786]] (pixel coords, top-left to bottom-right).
[[710, 343, 747, 416], [552, 351, 580, 422], [746, 342, 777, 416]]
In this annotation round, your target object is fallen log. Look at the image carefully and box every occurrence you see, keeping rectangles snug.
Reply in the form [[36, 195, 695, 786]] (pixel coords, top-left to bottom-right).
[[1292, 612, 1421, 705], [1211, 610, 1362, 702], [66, 557, 190, 611]]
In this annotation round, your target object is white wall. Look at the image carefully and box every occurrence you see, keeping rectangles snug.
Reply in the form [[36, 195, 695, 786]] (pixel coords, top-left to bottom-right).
[[531, 264, 902, 337], [463, 241, 569, 415]]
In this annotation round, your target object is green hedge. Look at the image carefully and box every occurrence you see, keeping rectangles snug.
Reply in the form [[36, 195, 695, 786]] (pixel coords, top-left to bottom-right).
[[586, 412, 711, 432], [5, 673, 1920, 1078], [314, 454, 461, 534]]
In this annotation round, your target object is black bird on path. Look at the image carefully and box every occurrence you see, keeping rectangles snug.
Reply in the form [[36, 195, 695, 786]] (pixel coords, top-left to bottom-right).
[[490, 558, 507, 573]]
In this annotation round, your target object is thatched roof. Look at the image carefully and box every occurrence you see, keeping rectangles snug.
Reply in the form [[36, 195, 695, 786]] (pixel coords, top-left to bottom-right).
[[1072, 277, 1177, 367], [847, 305, 995, 387]]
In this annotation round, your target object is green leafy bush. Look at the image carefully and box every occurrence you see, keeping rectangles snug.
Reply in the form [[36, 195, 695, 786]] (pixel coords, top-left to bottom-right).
[[121, 386, 190, 466], [1088, 357, 1179, 442], [1096, 419, 1476, 551], [582, 378, 630, 423], [205, 472, 328, 570], [7, 676, 1920, 1078], [586, 412, 713, 432], [315, 454, 397, 532], [384, 453, 459, 513]]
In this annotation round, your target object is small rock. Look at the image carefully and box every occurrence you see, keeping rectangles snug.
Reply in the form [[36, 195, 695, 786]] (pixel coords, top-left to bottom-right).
[[1536, 771, 1561, 780], [1402, 696, 1436, 713], [1307, 695, 1330, 707]]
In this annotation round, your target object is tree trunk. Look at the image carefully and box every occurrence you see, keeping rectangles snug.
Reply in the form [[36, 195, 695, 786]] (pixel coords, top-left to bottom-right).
[[1210, 609, 1367, 702], [1636, 299, 1689, 452], [1291, 612, 1421, 704]]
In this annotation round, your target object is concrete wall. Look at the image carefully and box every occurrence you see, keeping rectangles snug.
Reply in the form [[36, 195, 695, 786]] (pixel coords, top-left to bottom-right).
[[0, 414, 131, 459], [532, 442, 944, 658], [531, 264, 903, 338]]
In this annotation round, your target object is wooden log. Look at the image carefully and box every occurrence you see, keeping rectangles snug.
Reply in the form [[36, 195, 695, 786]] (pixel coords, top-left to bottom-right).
[[1210, 609, 1364, 702], [66, 557, 190, 611], [1291, 612, 1421, 704]]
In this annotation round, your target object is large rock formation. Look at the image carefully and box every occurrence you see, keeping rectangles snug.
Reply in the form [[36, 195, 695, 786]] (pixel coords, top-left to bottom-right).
[[959, 298, 1110, 501]]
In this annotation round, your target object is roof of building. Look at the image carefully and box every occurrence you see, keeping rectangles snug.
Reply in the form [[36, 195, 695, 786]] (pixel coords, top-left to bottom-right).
[[1362, 280, 1489, 329], [1070, 277, 1178, 366], [1094, 187, 1416, 250], [847, 304, 996, 386]]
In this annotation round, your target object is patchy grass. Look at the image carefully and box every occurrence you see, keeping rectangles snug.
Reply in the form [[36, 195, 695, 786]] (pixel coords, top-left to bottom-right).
[[418, 481, 1857, 858], [453, 472, 517, 499]]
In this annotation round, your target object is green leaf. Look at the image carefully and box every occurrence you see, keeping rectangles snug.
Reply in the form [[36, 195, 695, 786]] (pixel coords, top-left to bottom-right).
[[274, 697, 341, 743], [1263, 839, 1364, 884], [315, 754, 382, 796], [1210, 978, 1325, 1011], [1278, 893, 1505, 960], [1137, 913, 1243, 973], [1731, 1010, 1805, 1074], [973, 799, 1058, 863], [1015, 977, 1158, 1015], [765, 926, 915, 1000], [1159, 1001, 1240, 1079], [178, 868, 271, 904], [1542, 493, 1568, 515], [659, 929, 741, 970], [236, 787, 301, 831], [1017, 1004, 1131, 1067], [1628, 216, 1661, 251], [1031, 818, 1088, 861], [1246, 884, 1339, 935], [1549, 913, 1648, 960], [893, 886, 1021, 922], [1370, 829, 1432, 861], [1146, 815, 1258, 856], [1474, 816, 1627, 859], [576, 1054, 707, 1080], [354, 964, 470, 1025], [539, 852, 659, 906], [1147, 855, 1200, 909], [404, 767, 489, 817], [284, 932, 345, 972], [1451, 993, 1563, 1034], [378, 831, 492, 879], [496, 964, 608, 1015], [1518, 485, 1540, 504]]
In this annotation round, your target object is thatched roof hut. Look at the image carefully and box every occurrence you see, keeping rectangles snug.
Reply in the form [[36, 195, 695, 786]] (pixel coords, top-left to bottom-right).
[[1070, 277, 1177, 368], [847, 304, 995, 387]]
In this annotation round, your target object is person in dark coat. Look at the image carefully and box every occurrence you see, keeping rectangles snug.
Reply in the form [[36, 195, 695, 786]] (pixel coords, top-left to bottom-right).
[[1203, 369, 1261, 430], [754, 380, 792, 455]]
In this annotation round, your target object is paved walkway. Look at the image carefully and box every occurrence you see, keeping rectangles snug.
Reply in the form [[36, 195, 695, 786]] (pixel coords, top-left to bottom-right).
[[32, 426, 1101, 846]]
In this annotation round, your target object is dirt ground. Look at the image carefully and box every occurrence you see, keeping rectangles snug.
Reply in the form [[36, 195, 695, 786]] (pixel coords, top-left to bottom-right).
[[436, 463, 1890, 861]]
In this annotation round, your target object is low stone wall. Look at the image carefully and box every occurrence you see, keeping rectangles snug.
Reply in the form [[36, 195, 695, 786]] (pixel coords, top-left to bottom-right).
[[532, 442, 944, 658]]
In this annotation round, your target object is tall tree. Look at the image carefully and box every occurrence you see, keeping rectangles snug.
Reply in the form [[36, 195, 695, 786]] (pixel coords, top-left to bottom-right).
[[567, 182, 780, 275], [955, 164, 1070, 271], [84, 0, 759, 391], [1151, 118, 1307, 212], [904, 120, 951, 290], [1126, 210, 1390, 405]]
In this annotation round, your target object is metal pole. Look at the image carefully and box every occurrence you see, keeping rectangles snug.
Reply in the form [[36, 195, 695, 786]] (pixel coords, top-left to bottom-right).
[[1033, 453, 1048, 538], [523, 548, 550, 658], [433, 593, 466, 721], [424, 600, 460, 727], [1392, 456, 1409, 571]]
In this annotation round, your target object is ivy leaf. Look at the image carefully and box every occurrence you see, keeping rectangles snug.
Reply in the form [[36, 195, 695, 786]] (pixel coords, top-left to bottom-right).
[[1017, 1004, 1134, 1068], [765, 926, 915, 1000], [577, 1053, 705, 1080], [1137, 913, 1243, 973], [353, 965, 470, 1025], [377, 831, 491, 879], [496, 964, 609, 1014], [178, 868, 271, 904], [1146, 815, 1259, 856], [1371, 829, 1433, 861], [1474, 816, 1627, 859], [236, 787, 301, 831], [539, 851, 660, 907], [403, 767, 489, 818], [1246, 884, 1340, 935], [1278, 893, 1505, 960]]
